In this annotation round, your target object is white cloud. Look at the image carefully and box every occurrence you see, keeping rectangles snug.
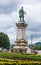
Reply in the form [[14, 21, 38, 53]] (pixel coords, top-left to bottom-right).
[[0, 0, 18, 6], [0, 11, 18, 29], [0, 0, 19, 13], [28, 37, 41, 44], [19, 0, 41, 5], [6, 27, 16, 44]]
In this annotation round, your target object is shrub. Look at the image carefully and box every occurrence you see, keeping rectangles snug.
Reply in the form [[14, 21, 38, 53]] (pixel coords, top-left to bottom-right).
[[0, 52, 41, 60]]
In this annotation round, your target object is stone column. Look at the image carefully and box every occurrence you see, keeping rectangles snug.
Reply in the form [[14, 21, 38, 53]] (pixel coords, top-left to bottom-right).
[[13, 21, 28, 53], [16, 22, 27, 40]]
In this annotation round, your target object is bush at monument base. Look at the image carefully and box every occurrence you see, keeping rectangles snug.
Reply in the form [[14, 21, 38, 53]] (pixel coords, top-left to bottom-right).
[[0, 52, 41, 60]]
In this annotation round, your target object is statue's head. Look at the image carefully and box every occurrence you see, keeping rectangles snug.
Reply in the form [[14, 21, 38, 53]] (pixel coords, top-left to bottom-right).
[[21, 6, 23, 9]]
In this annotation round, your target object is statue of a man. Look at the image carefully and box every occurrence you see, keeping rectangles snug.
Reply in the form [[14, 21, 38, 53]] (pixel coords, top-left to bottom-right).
[[19, 7, 25, 21]]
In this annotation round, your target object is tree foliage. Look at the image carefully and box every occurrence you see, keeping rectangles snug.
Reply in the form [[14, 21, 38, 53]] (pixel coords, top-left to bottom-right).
[[34, 46, 41, 50], [34, 42, 41, 50], [0, 32, 10, 49]]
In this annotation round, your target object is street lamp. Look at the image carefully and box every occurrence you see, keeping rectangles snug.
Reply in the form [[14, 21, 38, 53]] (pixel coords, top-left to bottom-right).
[[31, 34, 33, 52]]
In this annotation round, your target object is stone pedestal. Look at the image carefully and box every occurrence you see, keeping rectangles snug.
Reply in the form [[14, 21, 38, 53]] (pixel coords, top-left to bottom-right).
[[13, 21, 28, 53]]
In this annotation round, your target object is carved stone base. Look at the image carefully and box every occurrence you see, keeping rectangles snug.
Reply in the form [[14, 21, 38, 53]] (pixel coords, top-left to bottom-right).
[[12, 39, 28, 53], [12, 46, 28, 53]]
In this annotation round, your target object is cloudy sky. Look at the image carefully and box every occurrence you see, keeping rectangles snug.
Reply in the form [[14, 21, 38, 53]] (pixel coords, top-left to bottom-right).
[[0, 0, 41, 44]]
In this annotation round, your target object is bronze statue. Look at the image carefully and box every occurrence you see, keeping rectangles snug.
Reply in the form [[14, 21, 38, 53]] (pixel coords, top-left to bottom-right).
[[19, 6, 25, 21]]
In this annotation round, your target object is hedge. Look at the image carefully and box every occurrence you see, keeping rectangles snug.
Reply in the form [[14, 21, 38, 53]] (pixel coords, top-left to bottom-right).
[[0, 52, 41, 60]]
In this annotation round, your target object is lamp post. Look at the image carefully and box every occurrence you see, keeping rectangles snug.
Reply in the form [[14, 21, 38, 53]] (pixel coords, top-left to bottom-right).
[[31, 34, 33, 53]]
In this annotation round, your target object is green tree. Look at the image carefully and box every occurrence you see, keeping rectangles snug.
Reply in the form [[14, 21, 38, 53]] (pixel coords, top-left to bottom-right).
[[0, 32, 10, 49], [34, 46, 41, 50]]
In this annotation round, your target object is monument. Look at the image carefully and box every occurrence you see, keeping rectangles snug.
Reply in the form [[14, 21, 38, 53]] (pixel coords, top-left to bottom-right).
[[13, 7, 28, 53]]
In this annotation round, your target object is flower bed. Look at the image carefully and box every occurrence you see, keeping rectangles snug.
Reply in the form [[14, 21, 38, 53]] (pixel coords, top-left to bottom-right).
[[0, 58, 41, 65]]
